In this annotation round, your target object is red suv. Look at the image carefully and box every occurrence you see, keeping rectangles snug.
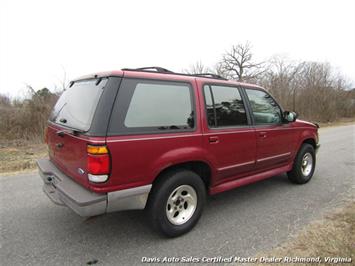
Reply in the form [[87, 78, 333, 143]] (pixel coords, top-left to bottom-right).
[[38, 67, 320, 237]]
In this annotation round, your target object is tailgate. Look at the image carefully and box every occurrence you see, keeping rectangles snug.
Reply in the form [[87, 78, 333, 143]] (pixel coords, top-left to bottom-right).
[[47, 124, 93, 188], [46, 78, 109, 188]]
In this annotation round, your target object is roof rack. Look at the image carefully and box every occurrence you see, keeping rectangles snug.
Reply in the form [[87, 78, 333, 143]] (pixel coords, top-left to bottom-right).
[[121, 67, 227, 80], [193, 73, 226, 79], [121, 66, 173, 73]]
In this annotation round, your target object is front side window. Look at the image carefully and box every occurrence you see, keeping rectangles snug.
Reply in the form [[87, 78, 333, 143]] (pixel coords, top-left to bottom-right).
[[245, 89, 282, 124], [109, 79, 194, 134], [203, 85, 248, 127]]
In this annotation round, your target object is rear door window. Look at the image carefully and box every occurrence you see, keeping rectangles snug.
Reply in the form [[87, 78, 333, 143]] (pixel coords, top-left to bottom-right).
[[203, 85, 248, 127], [109, 79, 195, 135], [50, 78, 107, 131]]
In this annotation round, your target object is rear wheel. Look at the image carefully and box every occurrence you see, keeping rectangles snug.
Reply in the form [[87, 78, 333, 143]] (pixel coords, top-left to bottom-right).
[[146, 169, 206, 237], [288, 143, 316, 184]]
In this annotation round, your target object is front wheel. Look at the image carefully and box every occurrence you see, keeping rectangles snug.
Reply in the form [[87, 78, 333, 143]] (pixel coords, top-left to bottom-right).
[[288, 143, 316, 184], [146, 169, 206, 237]]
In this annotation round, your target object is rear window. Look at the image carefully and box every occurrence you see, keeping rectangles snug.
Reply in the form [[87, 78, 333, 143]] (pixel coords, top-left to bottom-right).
[[50, 78, 107, 131]]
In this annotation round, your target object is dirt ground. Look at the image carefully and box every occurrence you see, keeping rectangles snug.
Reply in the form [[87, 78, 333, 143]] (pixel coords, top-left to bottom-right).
[[0, 140, 47, 174], [255, 200, 355, 265]]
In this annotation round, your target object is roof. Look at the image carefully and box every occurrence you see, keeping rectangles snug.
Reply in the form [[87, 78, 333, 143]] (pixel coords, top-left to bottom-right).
[[72, 67, 263, 90]]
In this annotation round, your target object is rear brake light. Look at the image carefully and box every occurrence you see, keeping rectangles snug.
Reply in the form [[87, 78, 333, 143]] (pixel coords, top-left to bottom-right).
[[87, 145, 110, 183]]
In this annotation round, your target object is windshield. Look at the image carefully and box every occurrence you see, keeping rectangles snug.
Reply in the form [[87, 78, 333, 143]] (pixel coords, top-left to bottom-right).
[[50, 78, 107, 131]]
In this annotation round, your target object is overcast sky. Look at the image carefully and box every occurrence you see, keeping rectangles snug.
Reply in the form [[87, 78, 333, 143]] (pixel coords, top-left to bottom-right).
[[1, 0, 355, 97]]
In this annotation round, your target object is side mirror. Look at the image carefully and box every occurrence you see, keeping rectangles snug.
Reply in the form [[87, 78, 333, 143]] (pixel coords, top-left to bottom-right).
[[284, 111, 298, 122]]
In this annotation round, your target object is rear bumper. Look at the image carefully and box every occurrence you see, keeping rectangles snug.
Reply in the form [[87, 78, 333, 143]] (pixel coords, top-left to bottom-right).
[[37, 159, 151, 217]]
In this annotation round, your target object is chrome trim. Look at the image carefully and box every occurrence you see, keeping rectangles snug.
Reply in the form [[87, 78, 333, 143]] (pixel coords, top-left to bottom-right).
[[204, 130, 253, 135], [257, 152, 291, 163], [106, 134, 200, 143], [218, 160, 255, 172], [254, 127, 310, 131]]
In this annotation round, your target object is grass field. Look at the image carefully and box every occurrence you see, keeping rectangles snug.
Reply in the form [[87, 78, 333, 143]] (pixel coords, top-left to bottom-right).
[[0, 140, 47, 174], [255, 200, 355, 265]]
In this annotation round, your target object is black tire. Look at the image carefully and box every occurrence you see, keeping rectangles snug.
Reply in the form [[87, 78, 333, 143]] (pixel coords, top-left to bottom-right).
[[288, 143, 316, 184], [146, 169, 206, 237]]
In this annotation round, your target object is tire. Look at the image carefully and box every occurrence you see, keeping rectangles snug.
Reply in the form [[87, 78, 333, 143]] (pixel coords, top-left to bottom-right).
[[146, 169, 206, 237], [288, 143, 316, 184]]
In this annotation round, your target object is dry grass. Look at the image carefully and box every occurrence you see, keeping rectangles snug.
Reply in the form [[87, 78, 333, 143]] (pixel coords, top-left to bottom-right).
[[255, 201, 355, 265], [0, 140, 47, 174], [317, 117, 355, 128]]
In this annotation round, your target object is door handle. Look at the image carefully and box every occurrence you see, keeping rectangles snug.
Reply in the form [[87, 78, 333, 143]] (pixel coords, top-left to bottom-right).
[[259, 132, 267, 138], [209, 136, 219, 143]]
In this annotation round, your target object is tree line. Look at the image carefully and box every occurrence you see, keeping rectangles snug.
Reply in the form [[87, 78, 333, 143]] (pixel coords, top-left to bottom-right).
[[184, 42, 355, 122], [0, 87, 59, 142], [1, 42, 354, 142]]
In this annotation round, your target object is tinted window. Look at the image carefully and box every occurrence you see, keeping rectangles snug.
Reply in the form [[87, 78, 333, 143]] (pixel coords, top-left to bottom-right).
[[108, 79, 195, 135], [203, 85, 248, 127], [50, 78, 107, 131], [125, 83, 192, 128], [203, 86, 215, 127], [245, 89, 282, 124]]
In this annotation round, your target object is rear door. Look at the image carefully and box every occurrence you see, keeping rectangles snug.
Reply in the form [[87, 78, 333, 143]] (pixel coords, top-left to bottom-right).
[[47, 78, 109, 188], [243, 88, 295, 170], [201, 83, 256, 184]]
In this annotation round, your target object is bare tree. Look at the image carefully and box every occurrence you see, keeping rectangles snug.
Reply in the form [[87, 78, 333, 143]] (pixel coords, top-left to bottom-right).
[[212, 62, 229, 79], [260, 56, 305, 111], [220, 42, 265, 81], [0, 93, 11, 106], [183, 61, 212, 74]]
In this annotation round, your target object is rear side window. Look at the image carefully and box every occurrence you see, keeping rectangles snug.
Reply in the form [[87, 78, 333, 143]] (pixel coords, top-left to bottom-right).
[[203, 85, 248, 127], [50, 78, 107, 131], [109, 79, 195, 135]]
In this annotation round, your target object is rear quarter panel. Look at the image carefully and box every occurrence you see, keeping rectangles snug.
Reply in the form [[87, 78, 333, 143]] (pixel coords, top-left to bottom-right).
[[94, 78, 216, 193], [103, 133, 213, 192]]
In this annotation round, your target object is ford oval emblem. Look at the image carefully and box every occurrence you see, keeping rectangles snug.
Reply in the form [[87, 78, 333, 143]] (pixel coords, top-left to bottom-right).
[[77, 168, 85, 175]]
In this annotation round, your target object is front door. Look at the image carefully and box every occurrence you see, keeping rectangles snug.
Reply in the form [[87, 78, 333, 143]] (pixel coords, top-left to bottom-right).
[[244, 88, 294, 170]]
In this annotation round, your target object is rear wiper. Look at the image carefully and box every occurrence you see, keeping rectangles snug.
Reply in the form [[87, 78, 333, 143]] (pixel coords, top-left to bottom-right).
[[57, 128, 85, 137], [53, 103, 67, 121]]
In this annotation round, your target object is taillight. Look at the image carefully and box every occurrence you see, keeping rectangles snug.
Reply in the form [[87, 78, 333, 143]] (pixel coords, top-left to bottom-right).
[[87, 145, 110, 183]]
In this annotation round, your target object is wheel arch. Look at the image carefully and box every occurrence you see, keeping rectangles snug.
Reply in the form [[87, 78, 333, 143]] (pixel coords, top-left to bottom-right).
[[302, 138, 317, 150], [152, 161, 212, 190]]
